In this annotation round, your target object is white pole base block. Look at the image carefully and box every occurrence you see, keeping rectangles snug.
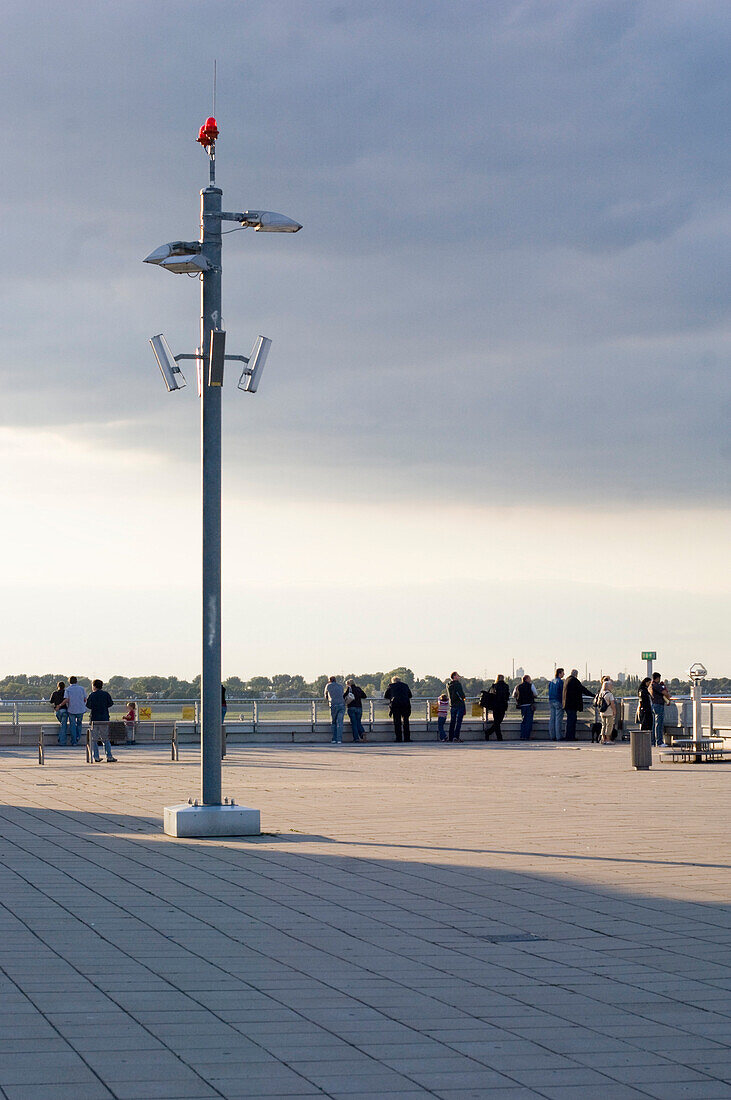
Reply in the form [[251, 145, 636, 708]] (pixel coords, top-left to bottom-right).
[[164, 803, 260, 838]]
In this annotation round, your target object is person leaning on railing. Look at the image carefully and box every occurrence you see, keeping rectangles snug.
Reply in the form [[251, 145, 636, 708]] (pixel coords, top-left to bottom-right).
[[650, 672, 671, 749], [344, 679, 367, 743], [513, 675, 537, 740], [636, 677, 653, 733], [562, 670, 594, 741], [50, 680, 69, 746]]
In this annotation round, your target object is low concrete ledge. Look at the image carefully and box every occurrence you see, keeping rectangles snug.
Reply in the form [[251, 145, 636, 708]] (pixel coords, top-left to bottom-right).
[[163, 802, 260, 838]]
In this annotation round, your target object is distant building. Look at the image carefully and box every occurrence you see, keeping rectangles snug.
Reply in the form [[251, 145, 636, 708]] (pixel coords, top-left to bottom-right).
[[515, 667, 525, 679], [616, 672, 626, 684]]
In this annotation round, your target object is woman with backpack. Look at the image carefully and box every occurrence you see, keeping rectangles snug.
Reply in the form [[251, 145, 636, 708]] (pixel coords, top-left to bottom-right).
[[595, 676, 617, 743]]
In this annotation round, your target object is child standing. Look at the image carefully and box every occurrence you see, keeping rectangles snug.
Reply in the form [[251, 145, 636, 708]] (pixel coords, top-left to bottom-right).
[[436, 693, 449, 741], [122, 702, 137, 741]]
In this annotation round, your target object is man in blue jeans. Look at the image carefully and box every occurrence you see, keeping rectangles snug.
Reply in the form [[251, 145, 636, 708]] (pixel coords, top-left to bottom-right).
[[650, 673, 670, 747], [548, 668, 565, 741], [447, 672, 466, 742], [324, 676, 345, 744], [64, 676, 87, 746]]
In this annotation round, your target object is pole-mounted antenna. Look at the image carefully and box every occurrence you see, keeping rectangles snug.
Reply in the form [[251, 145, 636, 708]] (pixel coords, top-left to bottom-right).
[[213, 59, 217, 118]]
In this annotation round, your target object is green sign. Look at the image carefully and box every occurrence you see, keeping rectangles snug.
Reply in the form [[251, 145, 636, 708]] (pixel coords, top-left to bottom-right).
[[641, 651, 657, 660]]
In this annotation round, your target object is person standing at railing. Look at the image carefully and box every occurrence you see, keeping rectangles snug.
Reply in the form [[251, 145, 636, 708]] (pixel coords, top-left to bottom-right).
[[563, 669, 594, 741], [324, 676, 346, 745], [446, 671, 466, 742], [548, 668, 565, 741], [513, 674, 537, 740], [650, 672, 671, 748], [50, 680, 69, 746], [595, 676, 617, 743], [436, 693, 449, 741], [344, 679, 367, 742], [384, 676, 412, 743], [482, 674, 510, 740], [64, 676, 87, 747], [636, 677, 653, 733], [123, 701, 137, 741]]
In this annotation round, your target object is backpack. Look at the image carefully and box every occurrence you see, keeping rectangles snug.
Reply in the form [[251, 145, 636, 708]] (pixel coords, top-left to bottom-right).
[[594, 691, 610, 713]]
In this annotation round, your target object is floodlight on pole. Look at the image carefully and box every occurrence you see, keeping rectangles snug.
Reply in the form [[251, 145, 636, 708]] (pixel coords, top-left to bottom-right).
[[143, 116, 301, 837]]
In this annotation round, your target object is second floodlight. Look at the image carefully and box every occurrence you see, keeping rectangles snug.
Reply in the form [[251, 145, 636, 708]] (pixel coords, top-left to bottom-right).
[[238, 336, 272, 393], [150, 334, 187, 391]]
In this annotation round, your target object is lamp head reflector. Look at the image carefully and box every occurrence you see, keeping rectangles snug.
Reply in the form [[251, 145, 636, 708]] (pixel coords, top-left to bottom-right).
[[239, 210, 302, 233]]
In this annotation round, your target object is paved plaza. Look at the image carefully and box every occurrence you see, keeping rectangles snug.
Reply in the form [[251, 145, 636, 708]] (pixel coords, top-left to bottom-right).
[[0, 740, 729, 1100]]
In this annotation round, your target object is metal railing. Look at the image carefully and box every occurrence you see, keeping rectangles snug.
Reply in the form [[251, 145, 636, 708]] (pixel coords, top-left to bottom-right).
[[4, 695, 731, 737]]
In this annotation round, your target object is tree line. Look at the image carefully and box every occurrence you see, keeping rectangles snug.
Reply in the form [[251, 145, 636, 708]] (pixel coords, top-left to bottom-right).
[[2, 670, 729, 701]]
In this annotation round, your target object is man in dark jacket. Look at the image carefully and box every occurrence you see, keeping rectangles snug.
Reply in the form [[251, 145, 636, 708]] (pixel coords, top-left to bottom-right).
[[446, 672, 466, 742], [86, 679, 117, 763], [384, 677, 412, 742], [481, 674, 510, 740], [562, 669, 594, 741]]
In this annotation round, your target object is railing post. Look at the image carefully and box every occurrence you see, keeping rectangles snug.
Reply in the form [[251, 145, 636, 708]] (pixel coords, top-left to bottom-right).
[[709, 701, 714, 740], [311, 699, 316, 733], [38, 728, 44, 766], [253, 700, 258, 733]]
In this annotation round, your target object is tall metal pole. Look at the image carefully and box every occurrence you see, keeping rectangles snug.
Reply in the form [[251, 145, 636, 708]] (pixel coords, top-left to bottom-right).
[[200, 175, 223, 805]]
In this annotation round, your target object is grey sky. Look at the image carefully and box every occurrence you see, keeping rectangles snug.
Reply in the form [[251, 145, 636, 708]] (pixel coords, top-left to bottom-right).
[[2, 0, 729, 505], [1, 1, 729, 678]]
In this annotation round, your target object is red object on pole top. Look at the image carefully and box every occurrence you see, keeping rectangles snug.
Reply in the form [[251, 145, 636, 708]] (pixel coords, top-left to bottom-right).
[[197, 116, 219, 148]]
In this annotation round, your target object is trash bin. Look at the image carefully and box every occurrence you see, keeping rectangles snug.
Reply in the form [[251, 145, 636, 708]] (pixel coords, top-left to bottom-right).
[[630, 728, 652, 770]]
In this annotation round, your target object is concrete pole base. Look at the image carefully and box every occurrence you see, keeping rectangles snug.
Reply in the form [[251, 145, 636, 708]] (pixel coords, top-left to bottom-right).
[[164, 803, 260, 838]]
